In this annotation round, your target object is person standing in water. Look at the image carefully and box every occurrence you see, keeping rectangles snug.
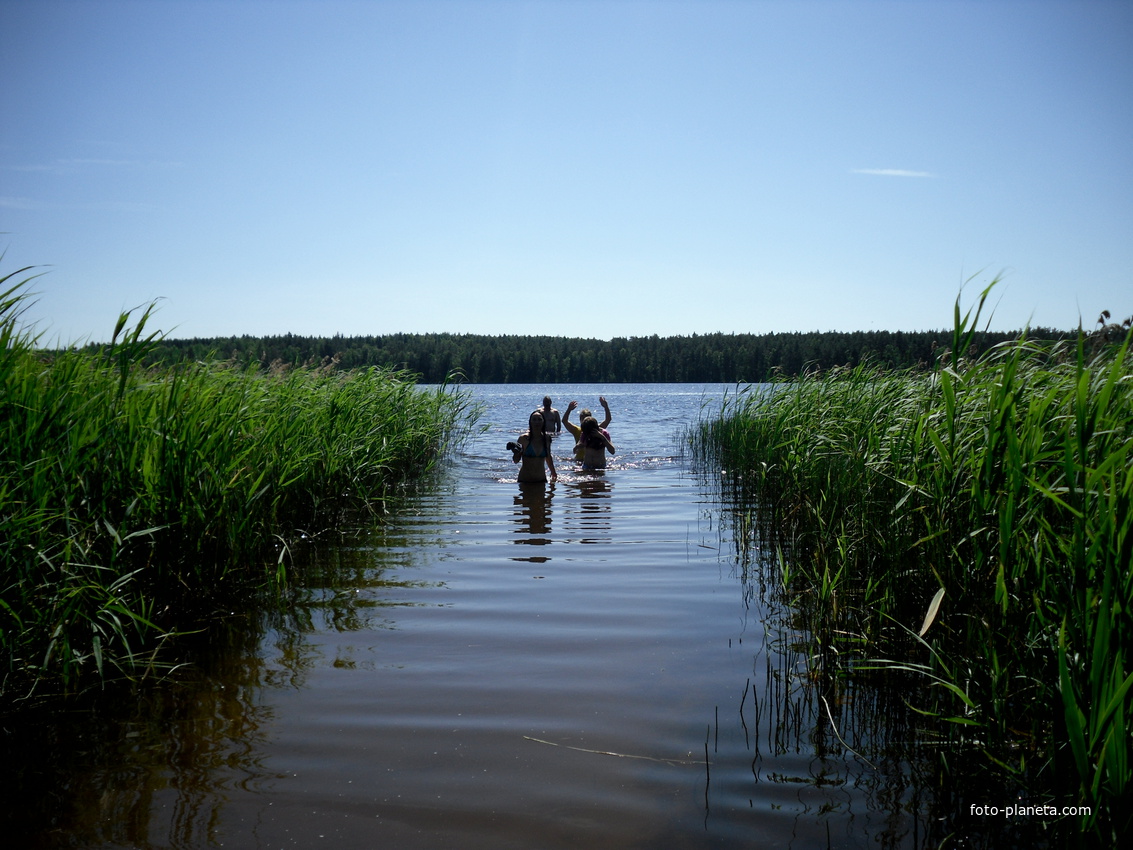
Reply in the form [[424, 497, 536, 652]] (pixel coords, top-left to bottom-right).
[[532, 396, 562, 441], [511, 410, 557, 483], [580, 416, 615, 470], [563, 397, 611, 462]]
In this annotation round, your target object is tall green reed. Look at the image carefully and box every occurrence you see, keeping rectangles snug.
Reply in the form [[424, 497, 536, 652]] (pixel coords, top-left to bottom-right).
[[1, 271, 476, 701], [689, 282, 1132, 842]]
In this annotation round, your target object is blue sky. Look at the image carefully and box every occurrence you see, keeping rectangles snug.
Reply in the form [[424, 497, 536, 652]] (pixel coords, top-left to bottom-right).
[[2, 0, 1130, 344]]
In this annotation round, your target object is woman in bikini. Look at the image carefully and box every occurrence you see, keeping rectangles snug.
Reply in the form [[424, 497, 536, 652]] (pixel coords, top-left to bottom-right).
[[512, 411, 557, 483]]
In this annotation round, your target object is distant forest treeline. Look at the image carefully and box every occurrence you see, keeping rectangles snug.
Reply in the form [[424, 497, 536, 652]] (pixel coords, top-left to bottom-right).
[[123, 328, 1077, 384]]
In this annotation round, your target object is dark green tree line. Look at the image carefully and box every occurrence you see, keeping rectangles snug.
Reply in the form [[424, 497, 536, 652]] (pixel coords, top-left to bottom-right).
[[99, 327, 1074, 384]]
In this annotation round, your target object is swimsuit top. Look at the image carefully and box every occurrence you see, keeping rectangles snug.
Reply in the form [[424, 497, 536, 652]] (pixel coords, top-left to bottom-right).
[[524, 438, 547, 458]]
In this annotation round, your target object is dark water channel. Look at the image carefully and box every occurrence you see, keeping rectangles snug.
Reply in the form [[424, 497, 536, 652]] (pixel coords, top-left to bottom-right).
[[3, 384, 933, 849]]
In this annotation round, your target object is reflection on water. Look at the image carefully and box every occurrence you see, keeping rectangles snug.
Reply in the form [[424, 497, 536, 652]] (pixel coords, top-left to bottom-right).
[[1, 524, 455, 849], [0, 613, 277, 848], [510, 471, 616, 556], [702, 605, 932, 850], [563, 473, 613, 545], [2, 385, 994, 848], [511, 482, 554, 556]]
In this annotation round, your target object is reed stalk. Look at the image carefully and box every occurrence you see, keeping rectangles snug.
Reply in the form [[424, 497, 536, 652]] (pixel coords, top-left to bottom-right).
[[689, 282, 1132, 842], [1, 270, 476, 702]]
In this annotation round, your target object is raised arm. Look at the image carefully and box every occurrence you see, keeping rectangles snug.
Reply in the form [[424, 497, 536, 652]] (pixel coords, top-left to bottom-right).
[[562, 401, 581, 439], [597, 396, 612, 429]]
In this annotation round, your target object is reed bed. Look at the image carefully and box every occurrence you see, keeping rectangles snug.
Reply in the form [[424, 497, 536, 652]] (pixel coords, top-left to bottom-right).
[[1, 270, 476, 702], [689, 286, 1132, 842]]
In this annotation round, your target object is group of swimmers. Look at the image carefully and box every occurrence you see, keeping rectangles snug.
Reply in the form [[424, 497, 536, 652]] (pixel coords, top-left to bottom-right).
[[509, 395, 616, 483]]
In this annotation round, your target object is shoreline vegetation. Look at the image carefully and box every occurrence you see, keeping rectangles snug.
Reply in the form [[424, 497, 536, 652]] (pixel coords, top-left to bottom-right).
[[1, 268, 476, 705], [688, 284, 1132, 843], [6, 256, 1128, 842], [75, 324, 1077, 386]]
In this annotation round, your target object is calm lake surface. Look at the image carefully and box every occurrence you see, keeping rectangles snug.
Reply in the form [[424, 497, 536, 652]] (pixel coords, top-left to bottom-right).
[[3, 383, 932, 849]]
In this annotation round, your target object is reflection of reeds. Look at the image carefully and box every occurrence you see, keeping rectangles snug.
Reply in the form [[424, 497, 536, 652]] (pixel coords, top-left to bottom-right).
[[703, 557, 932, 846], [1, 269, 476, 700], [0, 612, 276, 846], [689, 282, 1132, 843]]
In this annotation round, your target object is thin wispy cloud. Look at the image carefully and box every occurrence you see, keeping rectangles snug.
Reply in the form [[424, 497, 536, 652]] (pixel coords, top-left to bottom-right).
[[4, 158, 184, 174], [852, 168, 937, 178], [62, 158, 184, 168], [0, 196, 41, 210], [6, 164, 65, 173], [0, 196, 156, 212]]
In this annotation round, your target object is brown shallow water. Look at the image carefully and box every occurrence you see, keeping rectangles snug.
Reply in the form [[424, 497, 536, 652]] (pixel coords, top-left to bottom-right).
[[2, 384, 933, 849]]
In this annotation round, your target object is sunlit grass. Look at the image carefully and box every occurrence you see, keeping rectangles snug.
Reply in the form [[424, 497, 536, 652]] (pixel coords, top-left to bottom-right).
[[689, 282, 1132, 843], [1, 268, 477, 701]]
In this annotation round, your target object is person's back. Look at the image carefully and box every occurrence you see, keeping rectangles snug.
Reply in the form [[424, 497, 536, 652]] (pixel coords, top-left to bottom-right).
[[564, 397, 611, 462], [580, 417, 615, 469]]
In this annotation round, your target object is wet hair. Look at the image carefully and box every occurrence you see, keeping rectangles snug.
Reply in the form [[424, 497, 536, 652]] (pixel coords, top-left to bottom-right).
[[543, 396, 552, 407], [581, 416, 605, 448]]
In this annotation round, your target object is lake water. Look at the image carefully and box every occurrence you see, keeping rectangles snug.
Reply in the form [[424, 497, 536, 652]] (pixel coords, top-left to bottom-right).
[[2, 383, 932, 849]]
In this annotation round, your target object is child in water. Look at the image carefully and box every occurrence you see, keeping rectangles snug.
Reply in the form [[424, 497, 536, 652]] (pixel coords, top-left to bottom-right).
[[579, 416, 615, 469], [563, 397, 612, 462]]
